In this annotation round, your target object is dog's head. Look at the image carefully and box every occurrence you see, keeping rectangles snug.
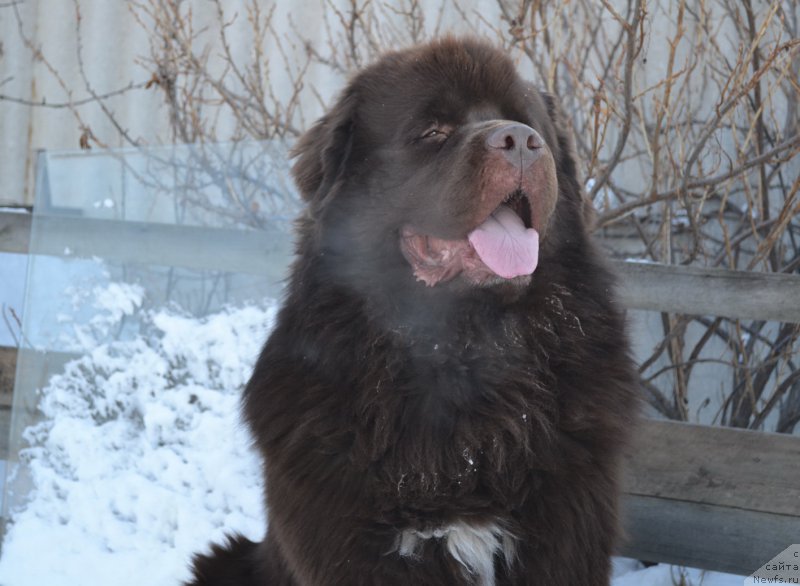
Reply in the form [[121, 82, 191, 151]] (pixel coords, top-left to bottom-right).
[[291, 37, 587, 297]]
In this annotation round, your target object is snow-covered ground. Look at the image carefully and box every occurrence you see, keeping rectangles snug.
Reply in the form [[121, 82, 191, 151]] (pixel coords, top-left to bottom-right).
[[0, 282, 743, 585]]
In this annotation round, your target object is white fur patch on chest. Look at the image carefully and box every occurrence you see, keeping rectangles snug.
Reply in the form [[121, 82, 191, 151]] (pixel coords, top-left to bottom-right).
[[393, 520, 516, 586]]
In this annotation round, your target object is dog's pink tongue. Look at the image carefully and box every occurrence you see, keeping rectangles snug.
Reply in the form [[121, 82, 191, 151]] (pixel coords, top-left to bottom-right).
[[468, 205, 539, 279]]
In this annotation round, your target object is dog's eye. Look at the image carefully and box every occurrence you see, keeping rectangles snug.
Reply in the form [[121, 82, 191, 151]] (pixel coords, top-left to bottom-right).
[[420, 127, 449, 141]]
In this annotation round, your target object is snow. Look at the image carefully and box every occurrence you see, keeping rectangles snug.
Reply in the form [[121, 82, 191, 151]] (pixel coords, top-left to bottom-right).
[[624, 257, 657, 264], [0, 282, 744, 585], [612, 561, 743, 585], [0, 285, 275, 585]]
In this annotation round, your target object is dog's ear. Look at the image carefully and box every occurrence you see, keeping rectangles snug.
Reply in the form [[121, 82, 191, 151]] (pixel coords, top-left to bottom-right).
[[291, 90, 357, 206], [541, 91, 597, 231]]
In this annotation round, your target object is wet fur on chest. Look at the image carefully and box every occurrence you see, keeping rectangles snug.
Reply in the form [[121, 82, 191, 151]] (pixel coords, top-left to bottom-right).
[[291, 285, 580, 521]]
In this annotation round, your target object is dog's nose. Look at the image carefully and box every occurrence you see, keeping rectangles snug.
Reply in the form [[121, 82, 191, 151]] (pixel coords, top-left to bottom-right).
[[487, 123, 544, 169]]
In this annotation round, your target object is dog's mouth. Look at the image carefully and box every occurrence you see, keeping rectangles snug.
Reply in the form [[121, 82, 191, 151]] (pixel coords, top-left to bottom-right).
[[399, 190, 540, 287], [501, 190, 533, 230]]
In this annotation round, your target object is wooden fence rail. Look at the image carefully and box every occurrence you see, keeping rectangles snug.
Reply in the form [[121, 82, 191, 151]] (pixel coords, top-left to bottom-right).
[[621, 420, 800, 575], [616, 261, 800, 323], [1, 209, 799, 576]]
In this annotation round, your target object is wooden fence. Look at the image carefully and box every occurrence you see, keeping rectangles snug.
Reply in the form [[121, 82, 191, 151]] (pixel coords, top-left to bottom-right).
[[1, 209, 799, 576]]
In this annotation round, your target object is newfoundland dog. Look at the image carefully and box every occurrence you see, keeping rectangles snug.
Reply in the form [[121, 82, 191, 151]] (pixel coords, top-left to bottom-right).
[[188, 37, 638, 586]]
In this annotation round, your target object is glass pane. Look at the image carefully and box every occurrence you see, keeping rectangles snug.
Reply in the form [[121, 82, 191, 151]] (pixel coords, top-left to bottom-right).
[[0, 141, 299, 584]]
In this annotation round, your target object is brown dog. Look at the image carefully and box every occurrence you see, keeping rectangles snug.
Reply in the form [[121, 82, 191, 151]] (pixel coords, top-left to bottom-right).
[[188, 37, 638, 586]]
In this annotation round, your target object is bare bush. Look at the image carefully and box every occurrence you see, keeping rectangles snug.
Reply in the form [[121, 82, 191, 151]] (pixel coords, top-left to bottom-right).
[[2, 0, 799, 431], [491, 0, 800, 431]]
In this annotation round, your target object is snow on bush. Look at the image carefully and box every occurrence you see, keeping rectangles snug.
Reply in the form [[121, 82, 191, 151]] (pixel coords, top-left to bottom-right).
[[0, 285, 276, 585]]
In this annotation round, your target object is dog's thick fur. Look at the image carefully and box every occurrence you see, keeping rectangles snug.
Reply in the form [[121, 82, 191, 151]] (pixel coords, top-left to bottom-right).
[[188, 37, 638, 585]]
